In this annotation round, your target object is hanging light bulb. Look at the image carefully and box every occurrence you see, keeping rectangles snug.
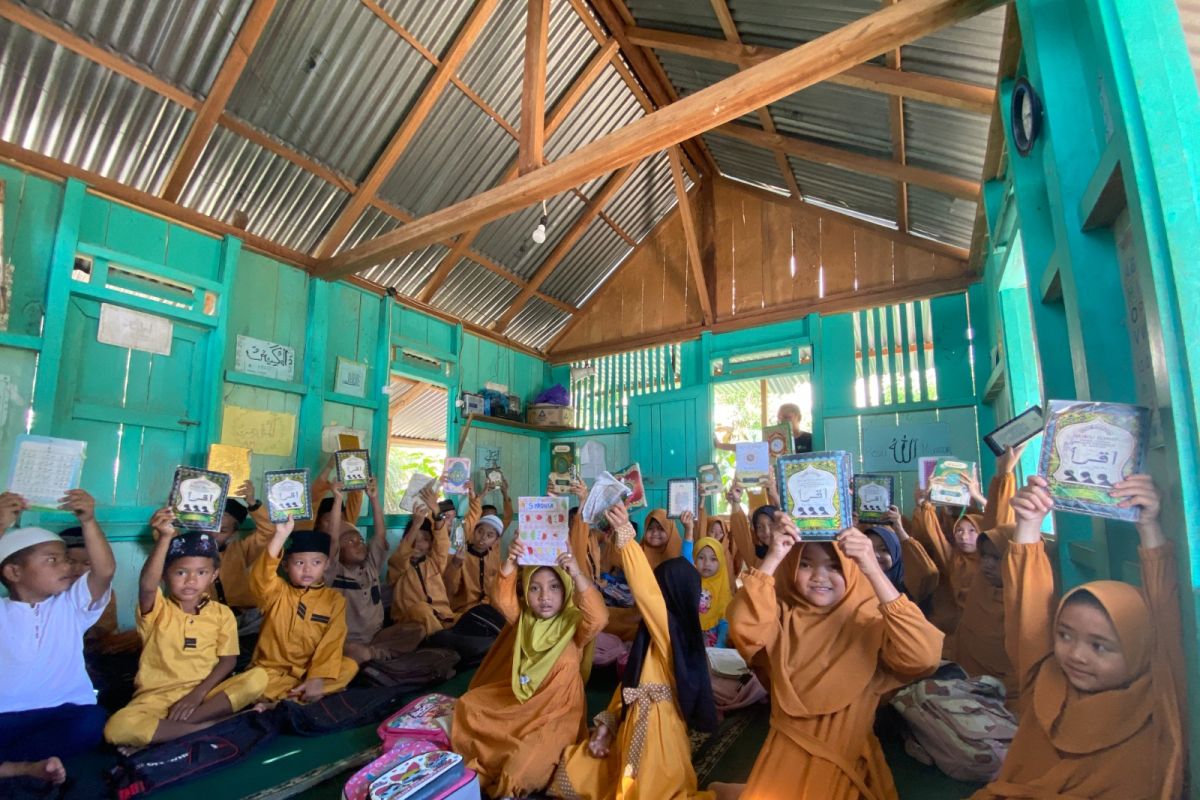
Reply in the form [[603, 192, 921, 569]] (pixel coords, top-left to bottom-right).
[[531, 199, 549, 244]]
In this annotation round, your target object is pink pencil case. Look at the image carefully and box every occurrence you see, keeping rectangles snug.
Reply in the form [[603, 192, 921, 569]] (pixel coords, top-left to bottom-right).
[[377, 693, 457, 751], [343, 740, 436, 800]]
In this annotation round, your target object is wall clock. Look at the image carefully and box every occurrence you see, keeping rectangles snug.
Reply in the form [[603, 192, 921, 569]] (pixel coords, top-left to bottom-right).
[[1011, 76, 1043, 157]]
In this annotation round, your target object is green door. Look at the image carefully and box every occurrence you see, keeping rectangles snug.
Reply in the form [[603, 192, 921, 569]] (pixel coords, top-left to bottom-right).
[[52, 297, 209, 508], [629, 385, 710, 523]]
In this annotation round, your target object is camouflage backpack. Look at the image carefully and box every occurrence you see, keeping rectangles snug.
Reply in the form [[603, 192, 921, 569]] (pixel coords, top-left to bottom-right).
[[890, 665, 1018, 783]]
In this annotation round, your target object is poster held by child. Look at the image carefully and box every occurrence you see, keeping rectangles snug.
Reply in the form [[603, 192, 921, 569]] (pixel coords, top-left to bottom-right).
[[169, 467, 231, 532], [335, 449, 371, 492], [517, 496, 570, 567]]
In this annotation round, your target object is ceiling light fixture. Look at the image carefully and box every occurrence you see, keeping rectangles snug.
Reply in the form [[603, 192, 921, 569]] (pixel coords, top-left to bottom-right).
[[531, 199, 549, 244]]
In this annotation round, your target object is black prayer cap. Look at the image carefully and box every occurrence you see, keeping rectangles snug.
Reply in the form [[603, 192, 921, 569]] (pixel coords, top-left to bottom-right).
[[316, 497, 335, 517], [59, 526, 84, 549], [224, 498, 249, 525], [166, 531, 220, 565], [287, 530, 331, 556]]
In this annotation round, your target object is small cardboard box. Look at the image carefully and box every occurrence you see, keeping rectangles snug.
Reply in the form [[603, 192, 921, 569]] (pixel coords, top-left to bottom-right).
[[527, 404, 575, 427]]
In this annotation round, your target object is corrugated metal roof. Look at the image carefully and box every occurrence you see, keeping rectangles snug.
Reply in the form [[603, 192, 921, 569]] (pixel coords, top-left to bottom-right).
[[727, 0, 882, 55], [603, 151, 681, 243], [378, 85, 517, 217], [789, 155, 898, 227], [624, 0, 722, 38], [0, 21, 193, 194], [908, 186, 975, 248], [904, 99, 989, 181], [456, 0, 598, 129], [227, 0, 434, 181], [653, 50, 759, 127], [540, 217, 632, 307], [545, 65, 644, 198], [376, 0, 475, 57], [702, 131, 789, 194], [429, 258, 521, 327], [902, 6, 1006, 88], [20, 0, 249, 97], [473, 192, 587, 282], [388, 378, 448, 441], [180, 125, 349, 253], [768, 83, 892, 159], [343, 208, 450, 299], [505, 297, 573, 351]]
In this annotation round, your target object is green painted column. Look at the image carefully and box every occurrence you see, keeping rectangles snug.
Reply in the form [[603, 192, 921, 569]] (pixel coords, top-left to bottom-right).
[[297, 279, 330, 471]]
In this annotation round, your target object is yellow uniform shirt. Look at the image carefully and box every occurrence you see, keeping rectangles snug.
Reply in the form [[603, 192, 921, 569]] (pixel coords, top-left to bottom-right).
[[218, 505, 276, 609], [133, 589, 238, 697], [250, 549, 352, 696]]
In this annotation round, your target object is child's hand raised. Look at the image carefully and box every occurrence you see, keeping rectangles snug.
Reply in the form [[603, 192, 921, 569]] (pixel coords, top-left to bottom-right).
[[726, 481, 743, 507], [1110, 474, 1166, 548], [331, 481, 345, 501], [503, 539, 524, 575], [681, 510, 695, 541], [1011, 476, 1053, 543], [0, 491, 27, 531], [837, 528, 881, 576], [604, 504, 635, 549], [150, 507, 178, 539], [365, 477, 378, 500], [766, 512, 801, 560], [59, 489, 96, 523], [274, 515, 295, 538], [557, 549, 582, 580], [996, 443, 1027, 475], [237, 479, 257, 507], [766, 464, 781, 507], [587, 724, 613, 758]]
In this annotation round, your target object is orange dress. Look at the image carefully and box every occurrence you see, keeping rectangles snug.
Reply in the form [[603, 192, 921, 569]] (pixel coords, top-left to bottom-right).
[[972, 541, 1185, 800], [602, 510, 681, 642], [444, 495, 502, 614], [898, 537, 939, 605], [552, 535, 713, 800], [912, 503, 981, 646], [728, 504, 764, 574], [390, 520, 456, 638], [452, 569, 607, 797], [727, 545, 943, 800]]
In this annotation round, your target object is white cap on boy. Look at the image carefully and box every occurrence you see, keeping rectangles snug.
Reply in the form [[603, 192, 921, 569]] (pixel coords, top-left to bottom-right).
[[0, 527, 64, 565]]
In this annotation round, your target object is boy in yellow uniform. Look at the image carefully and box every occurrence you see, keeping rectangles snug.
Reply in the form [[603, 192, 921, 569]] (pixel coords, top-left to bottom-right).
[[104, 509, 267, 748], [250, 517, 357, 702]]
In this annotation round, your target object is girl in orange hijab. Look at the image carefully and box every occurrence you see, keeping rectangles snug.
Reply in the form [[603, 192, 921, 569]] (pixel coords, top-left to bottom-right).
[[719, 514, 943, 800], [452, 543, 607, 798], [952, 525, 1020, 710], [972, 474, 1185, 800], [603, 510, 681, 642]]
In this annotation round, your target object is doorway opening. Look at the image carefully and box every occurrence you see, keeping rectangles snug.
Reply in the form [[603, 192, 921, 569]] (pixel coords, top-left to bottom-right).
[[384, 375, 448, 514]]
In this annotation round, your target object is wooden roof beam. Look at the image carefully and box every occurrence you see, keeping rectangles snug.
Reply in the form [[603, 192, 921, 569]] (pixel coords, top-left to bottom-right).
[[493, 164, 637, 333], [670, 147, 713, 325], [314, 0, 501, 258], [520, 0, 551, 175], [416, 39, 620, 304], [318, 0, 1002, 278], [716, 121, 979, 200], [882, 0, 909, 232], [161, 0, 276, 202], [625, 25, 996, 114]]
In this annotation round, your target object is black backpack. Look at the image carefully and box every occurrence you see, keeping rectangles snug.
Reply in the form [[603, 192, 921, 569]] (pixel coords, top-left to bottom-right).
[[358, 647, 459, 690], [107, 710, 278, 798], [272, 685, 413, 736]]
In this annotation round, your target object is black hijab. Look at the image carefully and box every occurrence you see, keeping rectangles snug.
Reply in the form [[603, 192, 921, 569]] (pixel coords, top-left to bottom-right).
[[867, 525, 905, 594], [623, 557, 718, 733]]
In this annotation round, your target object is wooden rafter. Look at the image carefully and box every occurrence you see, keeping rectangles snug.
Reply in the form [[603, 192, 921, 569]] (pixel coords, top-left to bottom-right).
[[882, 0, 909, 232], [716, 122, 979, 200], [416, 40, 620, 304], [520, 0, 551, 175], [708, 0, 803, 200], [587, 0, 719, 178], [669, 147, 713, 325], [625, 25, 995, 114], [493, 164, 637, 333], [314, 0, 499, 258], [161, 0, 276, 202], [319, 0, 1003, 279]]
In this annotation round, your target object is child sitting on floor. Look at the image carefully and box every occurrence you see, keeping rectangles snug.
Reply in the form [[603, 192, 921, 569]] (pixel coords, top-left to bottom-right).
[[551, 503, 717, 800], [445, 486, 505, 616], [212, 480, 277, 614], [972, 474, 1185, 799], [718, 515, 943, 800], [250, 517, 357, 704], [680, 511, 732, 647], [389, 483, 457, 638], [0, 489, 114, 788], [104, 509, 267, 749], [452, 542, 607, 798], [330, 479, 423, 665], [60, 529, 141, 658]]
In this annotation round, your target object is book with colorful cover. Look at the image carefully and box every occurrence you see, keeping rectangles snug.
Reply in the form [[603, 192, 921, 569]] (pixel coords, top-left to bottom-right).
[[613, 462, 647, 508], [776, 451, 853, 539], [697, 462, 722, 496], [928, 459, 976, 506], [1039, 400, 1149, 521], [517, 495, 570, 566], [264, 468, 311, 523], [169, 467, 230, 532], [917, 456, 939, 490], [735, 442, 771, 486], [762, 423, 793, 459], [336, 449, 371, 491], [549, 442, 576, 491], [852, 473, 894, 523], [442, 457, 471, 495]]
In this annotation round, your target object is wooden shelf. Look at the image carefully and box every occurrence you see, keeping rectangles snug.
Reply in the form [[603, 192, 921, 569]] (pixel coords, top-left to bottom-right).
[[463, 413, 577, 434]]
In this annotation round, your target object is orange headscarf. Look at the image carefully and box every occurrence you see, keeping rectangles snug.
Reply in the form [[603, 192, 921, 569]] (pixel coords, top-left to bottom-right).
[[641, 509, 682, 569], [954, 526, 1014, 699], [947, 512, 985, 604], [1030, 580, 1183, 783], [768, 542, 887, 716]]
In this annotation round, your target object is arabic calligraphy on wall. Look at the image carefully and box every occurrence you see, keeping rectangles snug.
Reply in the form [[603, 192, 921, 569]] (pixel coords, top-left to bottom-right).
[[234, 334, 296, 382]]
